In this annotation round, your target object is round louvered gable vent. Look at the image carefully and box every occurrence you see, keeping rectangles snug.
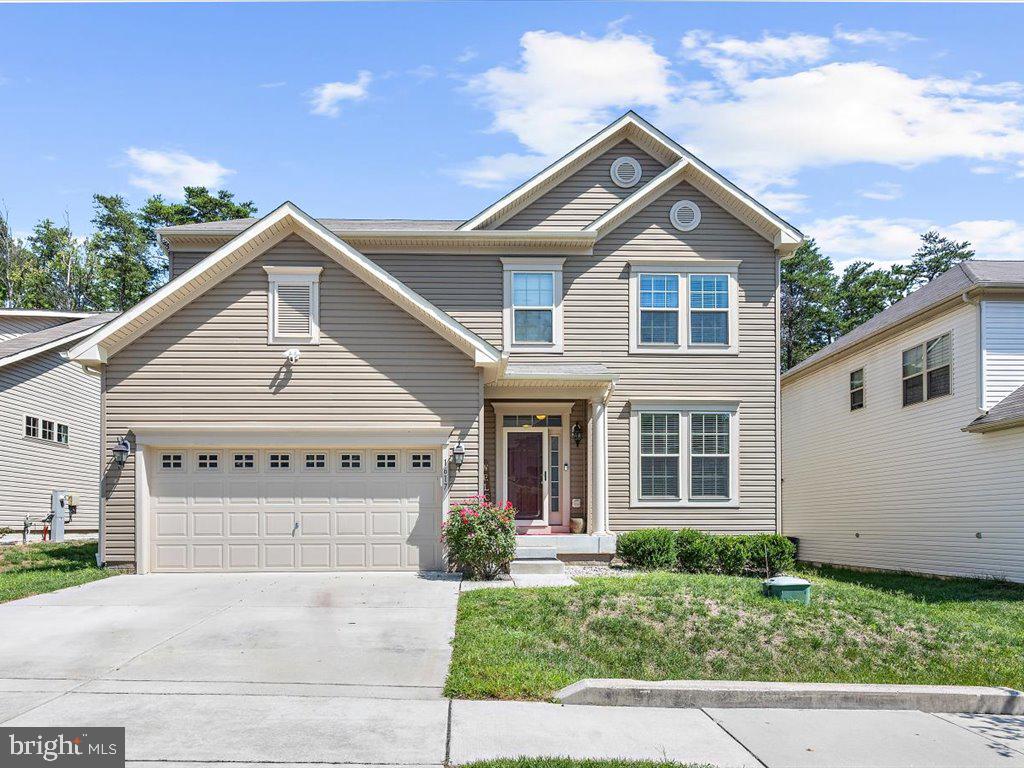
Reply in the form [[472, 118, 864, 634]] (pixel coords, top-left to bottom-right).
[[669, 200, 701, 232], [610, 156, 642, 188]]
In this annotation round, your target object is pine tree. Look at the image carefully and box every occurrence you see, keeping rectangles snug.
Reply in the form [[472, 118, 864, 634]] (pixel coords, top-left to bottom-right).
[[780, 239, 838, 371], [91, 194, 156, 311]]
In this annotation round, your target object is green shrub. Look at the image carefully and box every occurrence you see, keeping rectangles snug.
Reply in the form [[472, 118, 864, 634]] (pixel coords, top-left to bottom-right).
[[616, 528, 678, 569], [744, 533, 796, 577], [713, 536, 749, 575], [676, 528, 718, 573], [441, 496, 516, 580]]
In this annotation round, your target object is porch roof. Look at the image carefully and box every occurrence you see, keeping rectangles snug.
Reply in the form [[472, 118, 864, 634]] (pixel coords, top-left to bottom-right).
[[502, 362, 617, 382], [486, 362, 618, 401]]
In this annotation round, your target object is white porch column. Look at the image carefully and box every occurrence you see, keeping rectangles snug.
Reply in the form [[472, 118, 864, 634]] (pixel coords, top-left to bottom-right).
[[590, 396, 610, 536]]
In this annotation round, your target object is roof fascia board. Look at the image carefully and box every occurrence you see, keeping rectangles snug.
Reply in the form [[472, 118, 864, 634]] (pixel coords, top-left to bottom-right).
[[0, 310, 93, 319], [458, 113, 653, 232], [71, 202, 501, 367], [963, 416, 1024, 434], [0, 326, 100, 370], [587, 160, 690, 240]]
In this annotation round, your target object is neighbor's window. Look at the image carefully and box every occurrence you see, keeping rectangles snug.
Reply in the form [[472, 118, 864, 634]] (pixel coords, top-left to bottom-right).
[[903, 333, 951, 406], [24, 416, 38, 439], [511, 272, 555, 344], [56, 424, 69, 445], [41, 420, 54, 441], [689, 274, 730, 346], [639, 412, 680, 499], [690, 413, 730, 499], [850, 369, 865, 411], [264, 266, 321, 345], [638, 273, 679, 345]]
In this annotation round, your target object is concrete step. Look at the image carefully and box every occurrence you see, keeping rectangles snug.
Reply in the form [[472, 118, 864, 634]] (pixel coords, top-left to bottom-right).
[[514, 546, 558, 560], [510, 558, 565, 576]]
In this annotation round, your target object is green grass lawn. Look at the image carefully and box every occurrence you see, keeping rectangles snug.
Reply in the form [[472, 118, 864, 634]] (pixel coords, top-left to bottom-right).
[[445, 567, 1024, 700], [0, 540, 113, 603]]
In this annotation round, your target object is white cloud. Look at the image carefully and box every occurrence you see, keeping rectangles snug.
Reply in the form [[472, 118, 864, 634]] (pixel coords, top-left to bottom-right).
[[449, 152, 549, 190], [858, 182, 904, 201], [309, 71, 371, 118], [408, 65, 438, 81], [456, 48, 478, 64], [834, 27, 922, 48], [681, 30, 830, 84], [259, 81, 286, 89], [124, 148, 233, 197], [805, 214, 1024, 271]]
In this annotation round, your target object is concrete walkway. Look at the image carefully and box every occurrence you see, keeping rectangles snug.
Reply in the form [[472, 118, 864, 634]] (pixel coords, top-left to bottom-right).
[[2, 574, 1023, 767]]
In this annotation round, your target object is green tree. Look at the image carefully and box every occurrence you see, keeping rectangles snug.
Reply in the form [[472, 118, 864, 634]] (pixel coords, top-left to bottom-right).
[[836, 261, 903, 336], [140, 187, 257, 281], [891, 230, 974, 295], [26, 217, 103, 311], [91, 194, 156, 311], [780, 239, 838, 371], [0, 207, 40, 309]]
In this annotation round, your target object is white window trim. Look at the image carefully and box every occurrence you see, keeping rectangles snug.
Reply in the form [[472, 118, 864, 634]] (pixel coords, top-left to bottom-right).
[[629, 401, 740, 508], [264, 266, 322, 346], [501, 258, 565, 353], [901, 331, 953, 407], [628, 259, 739, 355]]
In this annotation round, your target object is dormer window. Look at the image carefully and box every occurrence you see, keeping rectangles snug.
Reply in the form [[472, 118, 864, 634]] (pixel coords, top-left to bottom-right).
[[501, 258, 564, 353], [264, 266, 322, 345]]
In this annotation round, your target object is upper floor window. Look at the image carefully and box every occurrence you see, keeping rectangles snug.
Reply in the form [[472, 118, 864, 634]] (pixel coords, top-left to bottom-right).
[[629, 261, 738, 354], [850, 368, 865, 411], [264, 266, 322, 345], [902, 332, 951, 407], [502, 258, 564, 352], [24, 416, 38, 439]]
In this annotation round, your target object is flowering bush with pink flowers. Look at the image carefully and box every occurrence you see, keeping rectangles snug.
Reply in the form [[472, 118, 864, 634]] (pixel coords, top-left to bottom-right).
[[441, 496, 517, 579]]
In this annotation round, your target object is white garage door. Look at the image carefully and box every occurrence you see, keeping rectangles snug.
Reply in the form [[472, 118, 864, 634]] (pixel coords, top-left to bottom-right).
[[148, 448, 443, 572]]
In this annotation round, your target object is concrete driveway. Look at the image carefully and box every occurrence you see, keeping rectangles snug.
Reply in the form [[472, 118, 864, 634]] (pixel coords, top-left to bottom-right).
[[0, 572, 461, 764]]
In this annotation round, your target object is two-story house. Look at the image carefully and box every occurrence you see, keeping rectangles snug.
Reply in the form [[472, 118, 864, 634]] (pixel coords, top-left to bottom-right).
[[68, 112, 803, 573], [0, 309, 114, 538], [782, 261, 1024, 583]]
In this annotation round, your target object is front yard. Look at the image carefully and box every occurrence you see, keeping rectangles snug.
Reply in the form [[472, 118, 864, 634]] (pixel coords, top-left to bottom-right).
[[0, 540, 112, 603], [445, 567, 1024, 700]]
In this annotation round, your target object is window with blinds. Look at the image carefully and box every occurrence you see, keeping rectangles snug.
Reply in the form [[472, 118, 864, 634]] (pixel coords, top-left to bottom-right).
[[265, 267, 321, 344]]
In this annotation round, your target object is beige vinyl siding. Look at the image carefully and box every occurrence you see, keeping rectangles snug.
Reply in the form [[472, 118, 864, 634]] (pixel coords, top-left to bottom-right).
[[0, 349, 101, 531], [0, 317, 69, 342], [102, 234, 482, 565], [577, 182, 777, 531], [782, 302, 1024, 583], [169, 251, 210, 279], [498, 141, 665, 231], [981, 299, 1024, 409]]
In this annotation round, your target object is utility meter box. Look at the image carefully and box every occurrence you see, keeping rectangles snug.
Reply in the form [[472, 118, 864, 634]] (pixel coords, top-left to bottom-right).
[[50, 490, 71, 542], [763, 576, 811, 605]]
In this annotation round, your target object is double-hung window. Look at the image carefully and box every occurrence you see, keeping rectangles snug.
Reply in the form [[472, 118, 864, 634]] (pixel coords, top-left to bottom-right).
[[850, 369, 865, 411], [632, 403, 738, 506], [639, 274, 679, 345], [638, 412, 680, 498], [902, 332, 951, 406], [264, 266, 322, 345], [502, 259, 564, 352], [630, 261, 738, 354], [689, 274, 730, 346]]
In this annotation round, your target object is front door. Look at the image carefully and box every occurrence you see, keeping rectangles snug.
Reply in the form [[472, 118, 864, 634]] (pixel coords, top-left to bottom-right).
[[505, 429, 546, 523]]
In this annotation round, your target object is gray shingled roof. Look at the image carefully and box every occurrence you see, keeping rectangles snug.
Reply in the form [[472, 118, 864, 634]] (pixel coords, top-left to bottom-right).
[[0, 312, 118, 367], [784, 260, 1024, 380], [158, 218, 463, 236], [966, 382, 1024, 433]]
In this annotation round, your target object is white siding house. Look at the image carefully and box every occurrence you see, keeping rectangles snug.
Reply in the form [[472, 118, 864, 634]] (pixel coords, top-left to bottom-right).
[[782, 262, 1024, 583]]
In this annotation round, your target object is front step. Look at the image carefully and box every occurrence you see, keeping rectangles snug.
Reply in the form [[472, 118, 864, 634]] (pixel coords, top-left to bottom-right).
[[515, 546, 558, 560], [510, 558, 565, 576]]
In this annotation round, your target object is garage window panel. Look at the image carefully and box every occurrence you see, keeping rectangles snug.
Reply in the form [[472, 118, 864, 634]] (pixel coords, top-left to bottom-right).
[[339, 452, 362, 470], [375, 452, 398, 470], [233, 453, 255, 470], [269, 453, 291, 470], [197, 452, 219, 470], [304, 452, 327, 470], [161, 453, 183, 470], [410, 452, 433, 470]]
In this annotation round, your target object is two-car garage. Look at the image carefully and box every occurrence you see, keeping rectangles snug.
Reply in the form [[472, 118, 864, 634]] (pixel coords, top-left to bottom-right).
[[144, 446, 444, 572]]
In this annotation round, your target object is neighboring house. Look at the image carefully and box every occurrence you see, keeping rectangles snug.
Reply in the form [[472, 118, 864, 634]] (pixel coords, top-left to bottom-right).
[[68, 112, 803, 573], [782, 261, 1024, 583], [0, 310, 115, 536]]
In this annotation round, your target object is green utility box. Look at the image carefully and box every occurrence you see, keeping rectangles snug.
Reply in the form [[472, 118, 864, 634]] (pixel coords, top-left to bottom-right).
[[763, 576, 811, 605]]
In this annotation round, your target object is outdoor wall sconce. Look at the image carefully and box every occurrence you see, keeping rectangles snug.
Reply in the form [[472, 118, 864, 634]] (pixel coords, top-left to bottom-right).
[[571, 422, 584, 447], [452, 442, 466, 468], [111, 438, 132, 467]]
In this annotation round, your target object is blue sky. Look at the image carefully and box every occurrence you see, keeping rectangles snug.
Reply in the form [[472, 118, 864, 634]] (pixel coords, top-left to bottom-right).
[[3, 2, 1024, 270]]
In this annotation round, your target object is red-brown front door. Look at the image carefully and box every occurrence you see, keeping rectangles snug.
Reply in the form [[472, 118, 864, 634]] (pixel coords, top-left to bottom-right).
[[507, 431, 544, 520]]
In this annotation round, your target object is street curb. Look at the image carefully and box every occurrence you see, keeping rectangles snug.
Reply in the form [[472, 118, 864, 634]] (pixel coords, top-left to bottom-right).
[[554, 679, 1024, 714]]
